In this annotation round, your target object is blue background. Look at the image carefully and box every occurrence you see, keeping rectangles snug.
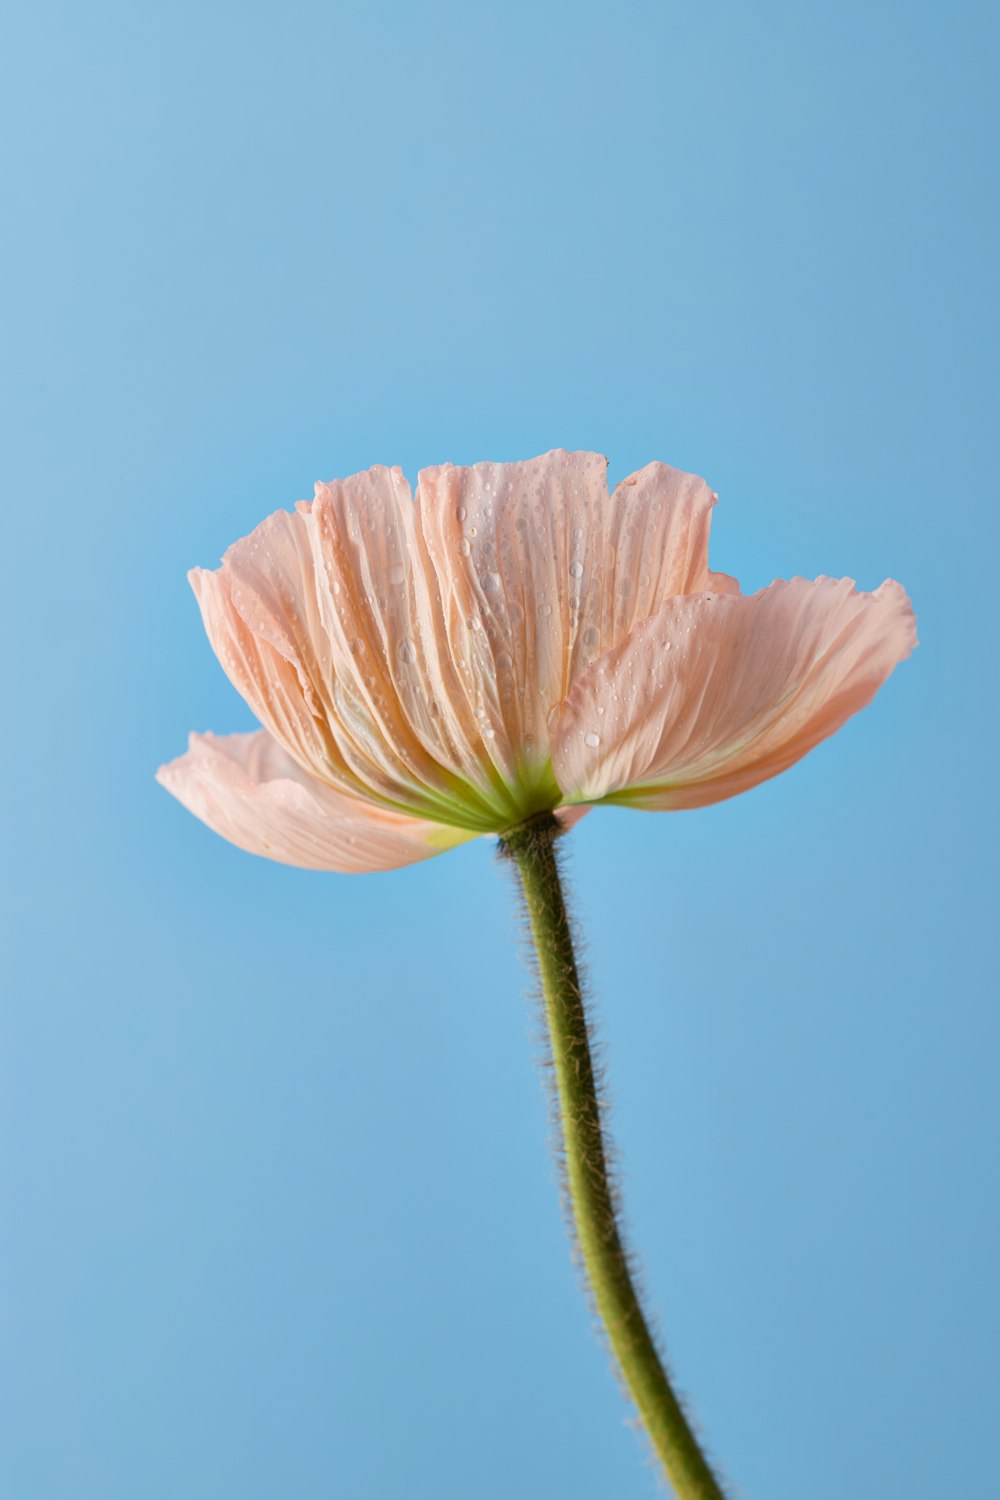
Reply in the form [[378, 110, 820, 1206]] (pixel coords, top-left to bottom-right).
[[3, 3, 997, 1497]]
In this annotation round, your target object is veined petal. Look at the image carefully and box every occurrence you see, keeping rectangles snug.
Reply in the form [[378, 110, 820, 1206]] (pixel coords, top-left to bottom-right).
[[192, 472, 515, 831], [157, 731, 473, 872], [189, 561, 343, 785], [599, 462, 719, 646], [416, 450, 610, 790], [553, 577, 916, 810], [304, 467, 514, 825], [414, 451, 717, 790]]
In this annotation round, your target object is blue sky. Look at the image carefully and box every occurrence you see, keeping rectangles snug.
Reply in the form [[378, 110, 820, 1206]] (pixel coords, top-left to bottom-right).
[[2, 3, 997, 1497]]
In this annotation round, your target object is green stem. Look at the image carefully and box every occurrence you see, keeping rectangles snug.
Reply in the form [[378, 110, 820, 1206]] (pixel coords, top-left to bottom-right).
[[500, 813, 727, 1500]]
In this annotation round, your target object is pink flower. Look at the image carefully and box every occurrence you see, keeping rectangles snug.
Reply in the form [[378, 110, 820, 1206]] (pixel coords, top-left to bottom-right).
[[158, 451, 915, 870]]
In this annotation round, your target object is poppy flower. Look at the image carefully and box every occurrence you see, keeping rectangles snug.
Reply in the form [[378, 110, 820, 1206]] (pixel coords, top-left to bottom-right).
[[158, 449, 915, 865], [159, 449, 915, 1497]]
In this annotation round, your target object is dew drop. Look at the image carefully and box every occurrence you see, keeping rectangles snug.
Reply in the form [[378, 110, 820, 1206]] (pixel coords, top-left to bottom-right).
[[481, 571, 501, 592], [496, 649, 513, 670], [397, 638, 416, 665], [457, 505, 467, 522], [584, 731, 601, 748], [538, 602, 552, 618], [569, 560, 584, 579], [459, 537, 471, 556], [582, 625, 601, 649], [388, 563, 405, 586]]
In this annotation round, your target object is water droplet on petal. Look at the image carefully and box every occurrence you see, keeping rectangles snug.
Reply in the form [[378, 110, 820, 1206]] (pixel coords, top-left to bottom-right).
[[457, 505, 467, 522], [584, 731, 601, 748], [538, 602, 552, 618], [397, 638, 416, 665], [388, 563, 405, 586], [582, 625, 601, 649], [459, 537, 471, 556], [569, 561, 584, 579]]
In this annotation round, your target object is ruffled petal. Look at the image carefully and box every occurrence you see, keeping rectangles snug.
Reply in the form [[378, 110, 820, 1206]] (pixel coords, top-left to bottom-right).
[[552, 577, 916, 810], [414, 451, 717, 791], [192, 472, 514, 831], [598, 461, 719, 646], [304, 467, 512, 826], [416, 450, 608, 792], [706, 569, 740, 596], [190, 532, 343, 788], [156, 730, 472, 873]]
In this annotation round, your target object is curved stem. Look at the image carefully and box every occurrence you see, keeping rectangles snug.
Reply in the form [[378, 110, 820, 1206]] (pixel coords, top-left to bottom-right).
[[500, 813, 727, 1500]]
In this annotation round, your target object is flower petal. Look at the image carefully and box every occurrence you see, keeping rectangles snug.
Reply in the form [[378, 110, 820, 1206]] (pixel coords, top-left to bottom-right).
[[415, 451, 717, 788], [553, 577, 916, 809], [305, 467, 511, 825], [416, 450, 609, 789], [157, 730, 473, 872], [190, 533, 343, 788], [193, 472, 514, 831], [599, 461, 719, 645]]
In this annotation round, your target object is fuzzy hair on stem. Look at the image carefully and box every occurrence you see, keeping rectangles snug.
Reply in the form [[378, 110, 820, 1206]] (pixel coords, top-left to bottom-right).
[[498, 812, 728, 1499]]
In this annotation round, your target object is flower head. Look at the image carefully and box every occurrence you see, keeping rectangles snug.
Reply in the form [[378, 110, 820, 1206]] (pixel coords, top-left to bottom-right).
[[158, 450, 915, 871]]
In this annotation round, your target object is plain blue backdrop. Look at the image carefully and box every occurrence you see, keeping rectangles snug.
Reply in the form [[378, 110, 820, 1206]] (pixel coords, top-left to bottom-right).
[[2, 3, 997, 1497]]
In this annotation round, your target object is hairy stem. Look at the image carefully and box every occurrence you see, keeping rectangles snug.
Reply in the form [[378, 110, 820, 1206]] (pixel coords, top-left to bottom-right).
[[500, 813, 726, 1500]]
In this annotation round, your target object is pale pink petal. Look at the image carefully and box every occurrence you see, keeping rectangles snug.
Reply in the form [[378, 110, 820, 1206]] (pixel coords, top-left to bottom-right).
[[190, 550, 343, 789], [304, 467, 512, 826], [416, 450, 610, 791], [553, 577, 916, 809], [415, 452, 722, 784], [156, 730, 473, 873], [598, 462, 719, 649], [193, 472, 512, 831], [706, 569, 740, 595]]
